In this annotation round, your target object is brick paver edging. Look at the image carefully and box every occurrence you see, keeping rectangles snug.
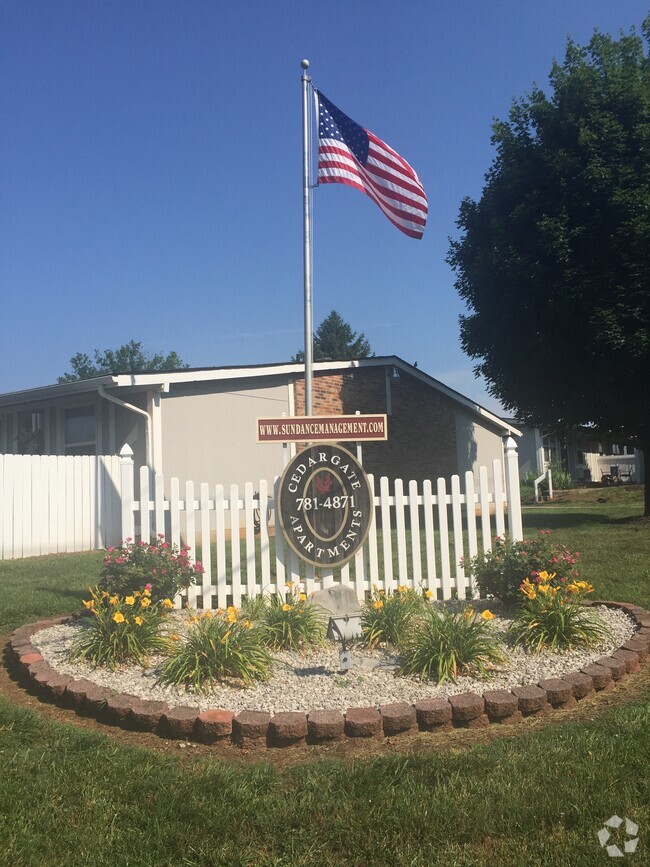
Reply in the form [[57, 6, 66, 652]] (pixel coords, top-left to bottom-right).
[[5, 601, 650, 749]]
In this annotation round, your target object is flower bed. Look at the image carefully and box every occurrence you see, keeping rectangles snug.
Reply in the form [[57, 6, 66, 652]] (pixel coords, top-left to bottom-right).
[[8, 600, 650, 749]]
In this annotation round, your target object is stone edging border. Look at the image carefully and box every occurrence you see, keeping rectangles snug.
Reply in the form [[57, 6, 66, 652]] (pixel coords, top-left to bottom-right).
[[4, 600, 650, 749]]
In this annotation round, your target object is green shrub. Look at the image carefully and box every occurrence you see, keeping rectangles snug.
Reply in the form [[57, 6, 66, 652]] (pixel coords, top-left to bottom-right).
[[461, 531, 581, 603], [398, 605, 506, 683], [68, 586, 173, 669], [158, 607, 273, 691], [547, 460, 573, 490], [240, 592, 270, 623], [260, 584, 326, 651], [361, 585, 424, 648], [509, 577, 611, 653], [100, 536, 203, 602]]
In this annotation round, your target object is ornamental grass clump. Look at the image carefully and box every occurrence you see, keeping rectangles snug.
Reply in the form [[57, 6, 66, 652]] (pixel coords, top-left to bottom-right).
[[509, 574, 612, 653], [462, 530, 581, 603], [100, 535, 204, 602], [68, 586, 173, 669], [398, 605, 507, 684], [261, 583, 326, 651], [361, 585, 425, 648], [159, 607, 272, 691]]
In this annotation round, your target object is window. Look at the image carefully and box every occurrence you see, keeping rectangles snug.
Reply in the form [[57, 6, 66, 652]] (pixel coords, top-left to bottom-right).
[[541, 433, 557, 466], [17, 410, 44, 454], [64, 406, 96, 455]]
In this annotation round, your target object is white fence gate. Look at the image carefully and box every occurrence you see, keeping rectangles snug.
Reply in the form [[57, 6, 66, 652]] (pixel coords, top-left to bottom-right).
[[0, 454, 122, 559], [120, 438, 523, 607]]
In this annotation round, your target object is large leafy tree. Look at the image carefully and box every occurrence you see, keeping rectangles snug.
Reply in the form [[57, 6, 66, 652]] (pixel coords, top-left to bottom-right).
[[58, 340, 189, 382], [448, 20, 650, 514], [293, 310, 373, 362]]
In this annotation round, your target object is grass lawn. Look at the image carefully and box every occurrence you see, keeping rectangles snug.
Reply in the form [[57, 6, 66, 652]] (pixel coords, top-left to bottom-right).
[[0, 489, 648, 866]]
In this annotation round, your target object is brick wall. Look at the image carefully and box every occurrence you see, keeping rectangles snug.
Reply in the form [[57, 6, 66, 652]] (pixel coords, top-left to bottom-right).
[[293, 366, 459, 482]]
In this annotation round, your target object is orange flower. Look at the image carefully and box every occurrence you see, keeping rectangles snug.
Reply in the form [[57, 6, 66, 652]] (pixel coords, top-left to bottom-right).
[[481, 610, 495, 621]]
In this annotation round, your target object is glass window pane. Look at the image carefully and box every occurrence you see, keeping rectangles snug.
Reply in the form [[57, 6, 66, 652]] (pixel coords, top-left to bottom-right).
[[65, 406, 96, 445]]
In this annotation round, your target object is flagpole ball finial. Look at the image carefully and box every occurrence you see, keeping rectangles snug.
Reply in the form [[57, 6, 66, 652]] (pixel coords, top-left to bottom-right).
[[301, 59, 310, 69]]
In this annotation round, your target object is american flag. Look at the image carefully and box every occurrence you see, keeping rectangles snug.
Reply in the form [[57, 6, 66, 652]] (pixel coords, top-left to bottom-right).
[[315, 90, 428, 239]]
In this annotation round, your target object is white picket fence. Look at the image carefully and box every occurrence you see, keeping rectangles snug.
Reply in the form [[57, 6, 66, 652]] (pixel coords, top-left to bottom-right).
[[0, 454, 122, 559], [120, 439, 523, 607]]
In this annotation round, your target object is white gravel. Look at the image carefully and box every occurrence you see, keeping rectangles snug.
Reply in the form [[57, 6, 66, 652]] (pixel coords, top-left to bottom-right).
[[31, 603, 636, 715]]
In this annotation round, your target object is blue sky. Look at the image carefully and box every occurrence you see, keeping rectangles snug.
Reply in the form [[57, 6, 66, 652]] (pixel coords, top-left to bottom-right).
[[2, 1, 648, 412]]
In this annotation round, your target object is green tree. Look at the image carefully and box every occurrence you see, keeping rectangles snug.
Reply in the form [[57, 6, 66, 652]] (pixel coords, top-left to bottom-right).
[[58, 340, 189, 382], [292, 310, 373, 362], [447, 20, 650, 515]]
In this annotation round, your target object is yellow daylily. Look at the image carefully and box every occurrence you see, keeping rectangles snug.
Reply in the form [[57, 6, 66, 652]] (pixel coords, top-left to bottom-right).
[[537, 571, 556, 582], [424, 589, 433, 599], [161, 598, 174, 609], [134, 616, 143, 626], [463, 607, 475, 619], [373, 600, 384, 609], [125, 596, 135, 606], [520, 579, 537, 600], [282, 603, 291, 612], [82, 599, 95, 610], [481, 610, 496, 620], [299, 593, 307, 602], [109, 596, 119, 606], [112, 612, 125, 623]]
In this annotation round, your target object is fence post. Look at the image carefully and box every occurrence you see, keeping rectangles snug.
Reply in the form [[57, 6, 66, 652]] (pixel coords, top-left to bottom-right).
[[120, 444, 135, 543], [504, 436, 523, 541]]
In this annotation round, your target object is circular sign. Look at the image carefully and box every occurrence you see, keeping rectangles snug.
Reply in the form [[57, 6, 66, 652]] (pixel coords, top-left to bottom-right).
[[277, 443, 373, 567]]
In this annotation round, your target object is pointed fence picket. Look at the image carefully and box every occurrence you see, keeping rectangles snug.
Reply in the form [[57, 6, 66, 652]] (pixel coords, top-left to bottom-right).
[[119, 442, 523, 609]]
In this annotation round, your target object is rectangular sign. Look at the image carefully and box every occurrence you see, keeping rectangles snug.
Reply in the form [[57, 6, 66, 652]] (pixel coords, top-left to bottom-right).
[[257, 414, 388, 443]]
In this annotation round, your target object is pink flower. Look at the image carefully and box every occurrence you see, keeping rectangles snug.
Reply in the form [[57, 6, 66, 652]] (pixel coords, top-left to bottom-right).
[[125, 537, 132, 543], [145, 583, 152, 590]]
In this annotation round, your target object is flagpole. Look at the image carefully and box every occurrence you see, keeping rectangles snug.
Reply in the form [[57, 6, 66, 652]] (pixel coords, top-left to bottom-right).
[[301, 58, 313, 416]]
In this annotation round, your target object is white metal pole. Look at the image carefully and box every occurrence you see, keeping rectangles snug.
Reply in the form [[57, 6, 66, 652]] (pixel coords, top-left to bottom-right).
[[301, 59, 314, 416]]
